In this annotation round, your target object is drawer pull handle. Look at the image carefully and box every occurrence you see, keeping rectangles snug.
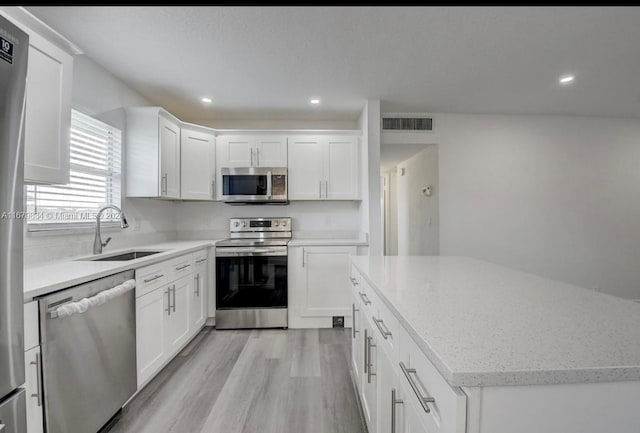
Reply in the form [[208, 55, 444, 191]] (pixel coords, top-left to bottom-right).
[[352, 304, 359, 338], [364, 329, 368, 373], [358, 292, 371, 306], [143, 274, 164, 283], [176, 264, 191, 271], [399, 362, 435, 413], [195, 258, 207, 264], [30, 352, 43, 407], [350, 277, 359, 286], [373, 316, 392, 339]]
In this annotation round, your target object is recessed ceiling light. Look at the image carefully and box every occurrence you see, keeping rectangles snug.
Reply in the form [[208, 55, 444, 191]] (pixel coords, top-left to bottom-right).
[[201, 97, 212, 103], [310, 98, 321, 105], [559, 75, 575, 85]]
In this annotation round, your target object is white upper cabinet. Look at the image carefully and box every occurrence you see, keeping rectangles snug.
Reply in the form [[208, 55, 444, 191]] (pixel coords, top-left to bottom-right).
[[288, 135, 360, 200], [126, 108, 183, 199], [18, 21, 73, 184], [254, 136, 288, 166], [180, 127, 215, 200], [217, 135, 287, 168], [288, 136, 324, 200], [159, 117, 181, 199]]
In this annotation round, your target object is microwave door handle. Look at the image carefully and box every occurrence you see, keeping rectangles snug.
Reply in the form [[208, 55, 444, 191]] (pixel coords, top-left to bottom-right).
[[267, 170, 272, 198]]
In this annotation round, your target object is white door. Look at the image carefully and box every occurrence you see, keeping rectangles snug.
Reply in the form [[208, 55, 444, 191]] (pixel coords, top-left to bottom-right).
[[190, 259, 207, 333], [287, 136, 323, 200], [254, 136, 287, 166], [136, 287, 169, 386], [165, 274, 191, 356], [23, 32, 72, 185], [218, 135, 254, 167], [324, 136, 359, 200], [299, 246, 356, 318], [180, 128, 215, 200], [159, 117, 181, 198], [24, 346, 44, 433], [362, 317, 378, 433]]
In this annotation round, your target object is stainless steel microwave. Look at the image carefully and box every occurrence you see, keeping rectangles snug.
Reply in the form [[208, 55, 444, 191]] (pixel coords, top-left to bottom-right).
[[221, 167, 288, 204]]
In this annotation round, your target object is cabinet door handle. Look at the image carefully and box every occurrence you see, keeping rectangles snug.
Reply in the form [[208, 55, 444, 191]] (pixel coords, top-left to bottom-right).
[[256, 148, 260, 166], [161, 173, 168, 195], [325, 180, 328, 198], [352, 304, 359, 338], [195, 258, 207, 264], [364, 329, 368, 373], [250, 148, 254, 166], [302, 248, 305, 267], [172, 284, 176, 312], [373, 316, 392, 339], [195, 274, 200, 296], [176, 264, 191, 271], [367, 335, 376, 383], [165, 288, 171, 316], [359, 292, 371, 305], [211, 180, 215, 199], [319, 180, 322, 199], [399, 362, 435, 413], [391, 388, 403, 433], [30, 351, 43, 407]]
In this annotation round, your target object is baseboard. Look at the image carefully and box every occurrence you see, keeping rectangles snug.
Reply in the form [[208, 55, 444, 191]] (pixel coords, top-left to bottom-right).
[[206, 317, 216, 326]]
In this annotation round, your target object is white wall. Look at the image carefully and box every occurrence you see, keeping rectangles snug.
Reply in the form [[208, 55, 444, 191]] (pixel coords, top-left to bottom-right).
[[24, 55, 176, 265], [396, 146, 439, 255], [174, 201, 363, 240], [359, 100, 382, 256], [384, 113, 640, 299]]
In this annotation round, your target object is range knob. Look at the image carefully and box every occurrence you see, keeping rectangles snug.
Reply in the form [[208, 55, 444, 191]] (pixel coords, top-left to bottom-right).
[[282, 220, 287, 226], [242, 221, 247, 228], [274, 221, 279, 227], [234, 221, 240, 228]]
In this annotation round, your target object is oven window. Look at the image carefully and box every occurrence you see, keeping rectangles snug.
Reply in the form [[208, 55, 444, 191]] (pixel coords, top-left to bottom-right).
[[216, 256, 287, 309], [223, 175, 268, 196]]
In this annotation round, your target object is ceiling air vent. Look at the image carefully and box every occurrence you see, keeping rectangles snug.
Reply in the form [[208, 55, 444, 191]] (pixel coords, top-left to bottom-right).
[[382, 115, 433, 132]]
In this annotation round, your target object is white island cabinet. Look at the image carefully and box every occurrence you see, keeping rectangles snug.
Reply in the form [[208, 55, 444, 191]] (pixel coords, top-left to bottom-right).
[[350, 256, 640, 433]]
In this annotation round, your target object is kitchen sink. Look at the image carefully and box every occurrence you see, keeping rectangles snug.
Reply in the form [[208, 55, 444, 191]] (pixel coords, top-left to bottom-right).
[[81, 251, 164, 261]]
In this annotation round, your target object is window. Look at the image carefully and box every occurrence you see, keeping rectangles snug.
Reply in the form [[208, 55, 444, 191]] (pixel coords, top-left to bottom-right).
[[27, 110, 122, 230]]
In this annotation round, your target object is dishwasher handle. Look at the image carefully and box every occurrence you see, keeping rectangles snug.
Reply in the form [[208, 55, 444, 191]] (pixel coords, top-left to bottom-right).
[[49, 279, 136, 319]]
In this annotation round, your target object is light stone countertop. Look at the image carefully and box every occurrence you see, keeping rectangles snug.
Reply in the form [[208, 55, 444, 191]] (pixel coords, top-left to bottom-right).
[[23, 240, 221, 302], [351, 255, 640, 387], [288, 238, 368, 246]]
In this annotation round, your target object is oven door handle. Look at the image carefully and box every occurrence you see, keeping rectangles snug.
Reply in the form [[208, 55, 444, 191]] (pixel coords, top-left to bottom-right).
[[216, 247, 288, 257], [266, 170, 272, 198]]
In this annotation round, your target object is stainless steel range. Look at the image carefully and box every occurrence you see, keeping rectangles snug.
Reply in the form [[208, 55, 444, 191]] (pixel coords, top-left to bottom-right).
[[215, 217, 291, 329]]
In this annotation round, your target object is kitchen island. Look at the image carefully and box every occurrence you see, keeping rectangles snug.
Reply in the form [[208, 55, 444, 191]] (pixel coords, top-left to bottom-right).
[[349, 256, 640, 433]]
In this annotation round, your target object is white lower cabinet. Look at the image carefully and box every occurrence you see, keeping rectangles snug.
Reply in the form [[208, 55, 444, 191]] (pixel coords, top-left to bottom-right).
[[190, 255, 207, 331], [361, 315, 378, 433], [136, 250, 208, 388], [165, 274, 191, 355], [351, 291, 363, 391], [136, 286, 169, 386], [288, 245, 357, 328], [24, 346, 44, 433]]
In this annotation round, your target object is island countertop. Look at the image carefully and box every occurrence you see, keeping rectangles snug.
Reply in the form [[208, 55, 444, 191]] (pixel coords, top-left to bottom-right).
[[350, 256, 640, 387]]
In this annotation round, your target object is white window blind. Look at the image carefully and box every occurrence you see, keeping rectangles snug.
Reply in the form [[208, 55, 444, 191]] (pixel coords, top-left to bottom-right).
[[27, 110, 122, 230]]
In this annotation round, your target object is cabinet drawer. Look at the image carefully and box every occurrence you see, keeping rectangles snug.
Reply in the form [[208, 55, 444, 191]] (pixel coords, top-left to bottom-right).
[[399, 332, 467, 433], [371, 297, 399, 363], [193, 249, 208, 265], [136, 262, 170, 298], [357, 278, 378, 314], [24, 301, 39, 351], [167, 253, 195, 281]]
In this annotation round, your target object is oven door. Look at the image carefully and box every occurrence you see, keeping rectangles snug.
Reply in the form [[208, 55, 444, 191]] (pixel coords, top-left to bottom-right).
[[216, 247, 288, 309], [221, 167, 287, 203]]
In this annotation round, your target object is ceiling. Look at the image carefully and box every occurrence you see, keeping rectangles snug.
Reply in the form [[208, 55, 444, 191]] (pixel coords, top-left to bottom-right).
[[27, 6, 640, 122]]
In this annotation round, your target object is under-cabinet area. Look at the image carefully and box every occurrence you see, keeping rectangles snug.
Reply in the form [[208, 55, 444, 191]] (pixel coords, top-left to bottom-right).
[[4, 5, 640, 433]]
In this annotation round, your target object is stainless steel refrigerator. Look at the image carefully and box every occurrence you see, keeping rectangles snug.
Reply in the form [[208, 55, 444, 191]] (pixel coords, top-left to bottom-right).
[[0, 14, 28, 433]]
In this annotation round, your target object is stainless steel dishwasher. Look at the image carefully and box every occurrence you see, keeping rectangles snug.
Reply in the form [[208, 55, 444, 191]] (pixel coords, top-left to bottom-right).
[[39, 270, 136, 433]]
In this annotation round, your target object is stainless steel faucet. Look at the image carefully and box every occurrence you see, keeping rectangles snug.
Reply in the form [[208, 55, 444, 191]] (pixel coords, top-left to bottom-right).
[[93, 205, 129, 254]]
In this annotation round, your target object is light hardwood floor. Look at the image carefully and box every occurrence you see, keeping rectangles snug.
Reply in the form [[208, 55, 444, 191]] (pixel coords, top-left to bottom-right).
[[109, 328, 366, 433]]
